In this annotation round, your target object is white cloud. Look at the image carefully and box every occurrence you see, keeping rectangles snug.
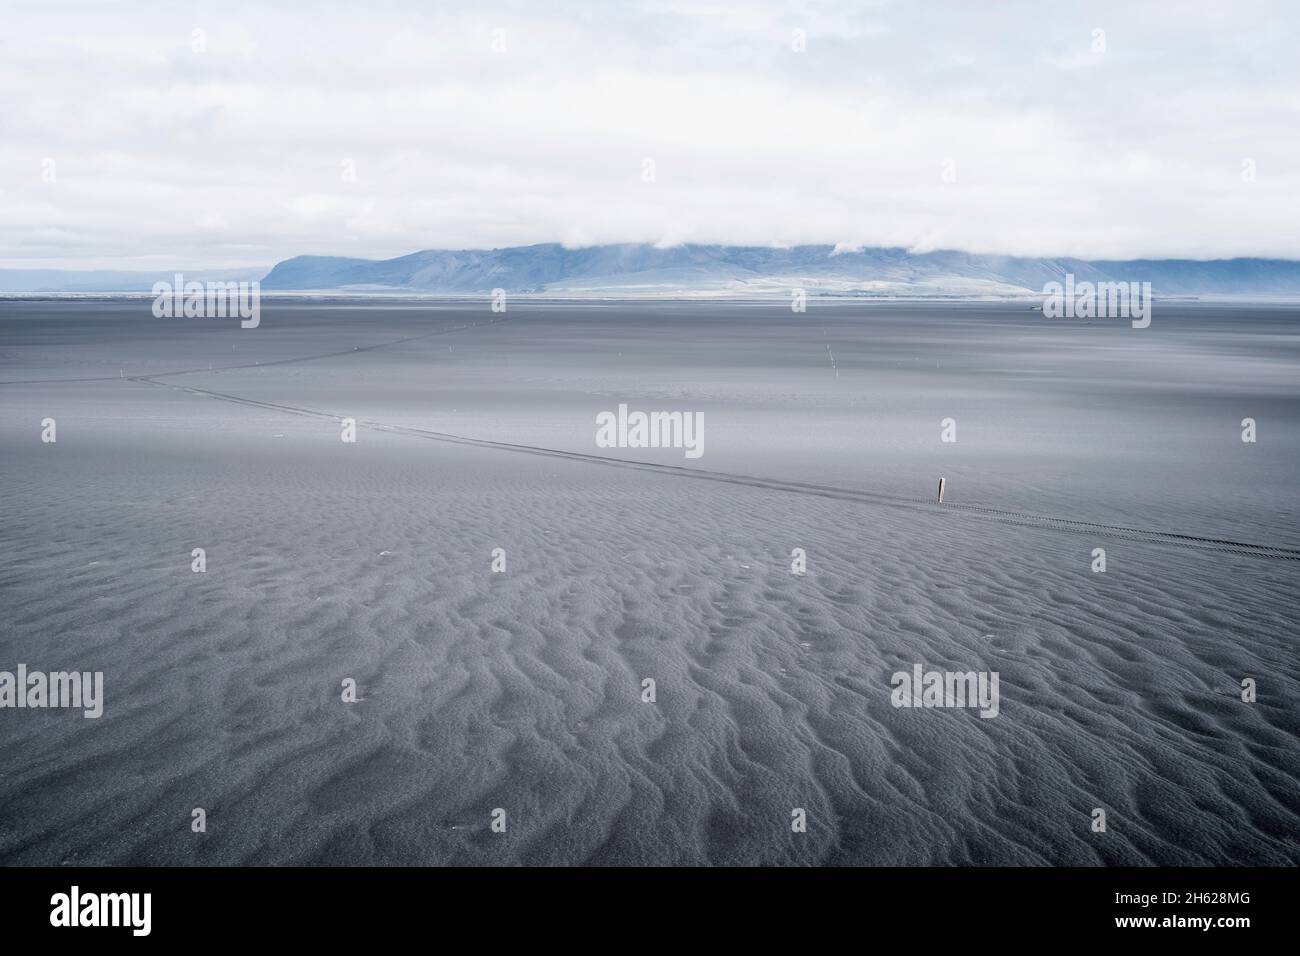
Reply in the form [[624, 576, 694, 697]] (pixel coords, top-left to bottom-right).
[[0, 0, 1297, 269]]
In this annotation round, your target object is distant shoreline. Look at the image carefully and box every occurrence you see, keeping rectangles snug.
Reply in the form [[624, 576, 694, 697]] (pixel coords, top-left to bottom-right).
[[4, 290, 1300, 305]]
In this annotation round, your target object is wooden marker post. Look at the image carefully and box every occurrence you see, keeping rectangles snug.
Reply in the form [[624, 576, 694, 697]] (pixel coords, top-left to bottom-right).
[[937, 477, 946, 504]]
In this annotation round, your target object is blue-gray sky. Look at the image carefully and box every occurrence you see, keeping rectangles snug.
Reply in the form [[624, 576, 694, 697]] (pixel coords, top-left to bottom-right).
[[2, 0, 1297, 269]]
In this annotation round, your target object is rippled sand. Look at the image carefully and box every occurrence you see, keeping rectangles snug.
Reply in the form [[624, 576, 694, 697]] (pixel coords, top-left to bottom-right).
[[1, 299, 1296, 865]]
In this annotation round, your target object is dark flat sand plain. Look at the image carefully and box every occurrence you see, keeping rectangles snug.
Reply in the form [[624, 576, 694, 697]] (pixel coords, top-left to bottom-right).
[[1, 298, 1297, 865]]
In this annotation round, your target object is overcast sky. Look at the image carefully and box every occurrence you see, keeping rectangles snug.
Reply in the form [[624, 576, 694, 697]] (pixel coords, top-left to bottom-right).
[[2, 0, 1298, 269]]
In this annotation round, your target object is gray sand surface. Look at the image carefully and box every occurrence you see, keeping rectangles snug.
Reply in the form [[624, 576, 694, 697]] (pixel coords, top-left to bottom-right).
[[1, 299, 1296, 864]]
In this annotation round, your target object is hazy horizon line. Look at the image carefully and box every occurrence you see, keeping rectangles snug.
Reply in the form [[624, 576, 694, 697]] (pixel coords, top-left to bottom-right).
[[6, 239, 1300, 276]]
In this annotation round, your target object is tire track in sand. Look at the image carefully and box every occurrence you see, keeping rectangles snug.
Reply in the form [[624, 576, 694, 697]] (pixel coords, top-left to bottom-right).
[[128, 368, 1300, 563]]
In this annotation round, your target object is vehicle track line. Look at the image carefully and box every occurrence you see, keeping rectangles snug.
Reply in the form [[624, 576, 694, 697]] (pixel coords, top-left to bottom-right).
[[131, 373, 1300, 562]]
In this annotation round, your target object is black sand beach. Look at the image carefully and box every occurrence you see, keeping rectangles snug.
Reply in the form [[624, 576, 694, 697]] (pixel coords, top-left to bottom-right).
[[1, 299, 1296, 864]]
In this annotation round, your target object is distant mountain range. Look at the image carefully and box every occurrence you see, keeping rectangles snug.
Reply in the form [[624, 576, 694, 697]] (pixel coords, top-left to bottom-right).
[[262, 244, 1300, 297], [6, 245, 1300, 297]]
